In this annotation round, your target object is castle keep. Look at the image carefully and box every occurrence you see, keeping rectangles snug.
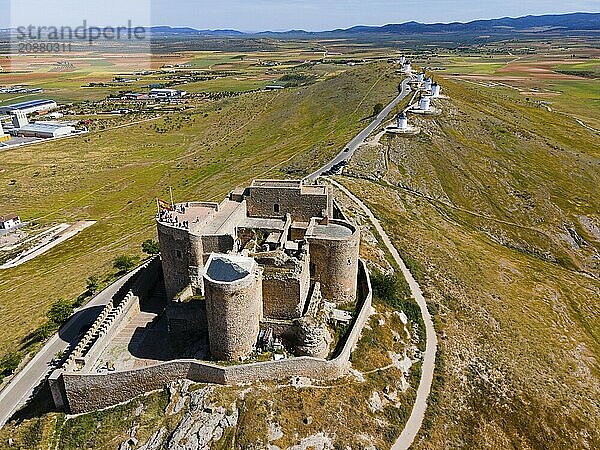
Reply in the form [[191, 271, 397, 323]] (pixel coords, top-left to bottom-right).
[[157, 179, 360, 361], [48, 179, 371, 414]]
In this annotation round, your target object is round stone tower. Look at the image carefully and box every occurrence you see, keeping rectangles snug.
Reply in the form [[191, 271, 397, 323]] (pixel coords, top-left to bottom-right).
[[306, 219, 360, 305], [157, 202, 218, 300], [157, 220, 198, 301], [203, 254, 263, 361]]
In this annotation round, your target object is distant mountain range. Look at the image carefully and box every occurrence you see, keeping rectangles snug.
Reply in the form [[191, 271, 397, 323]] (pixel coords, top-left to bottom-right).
[[149, 12, 600, 38]]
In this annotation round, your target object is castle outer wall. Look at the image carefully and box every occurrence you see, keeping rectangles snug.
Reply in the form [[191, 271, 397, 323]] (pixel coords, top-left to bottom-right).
[[52, 261, 372, 414]]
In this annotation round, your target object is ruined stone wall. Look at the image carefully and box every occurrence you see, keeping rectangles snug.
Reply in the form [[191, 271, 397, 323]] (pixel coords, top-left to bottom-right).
[[204, 267, 263, 361], [257, 254, 310, 320], [307, 221, 360, 305], [55, 261, 372, 415], [167, 300, 208, 342], [158, 223, 199, 300], [246, 186, 332, 222], [260, 318, 297, 341], [201, 235, 235, 261]]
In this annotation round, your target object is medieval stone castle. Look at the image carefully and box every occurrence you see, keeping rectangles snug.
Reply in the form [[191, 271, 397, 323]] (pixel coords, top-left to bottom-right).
[[49, 179, 372, 414], [157, 179, 360, 361]]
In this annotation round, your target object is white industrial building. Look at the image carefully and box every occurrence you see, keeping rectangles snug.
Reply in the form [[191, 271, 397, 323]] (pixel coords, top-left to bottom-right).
[[149, 88, 187, 99], [0, 121, 8, 142], [0, 99, 57, 115], [0, 214, 21, 230], [12, 111, 28, 128], [16, 123, 75, 138]]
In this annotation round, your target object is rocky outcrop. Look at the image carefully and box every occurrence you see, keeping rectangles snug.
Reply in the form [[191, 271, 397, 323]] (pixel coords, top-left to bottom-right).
[[166, 386, 238, 450], [138, 382, 239, 450]]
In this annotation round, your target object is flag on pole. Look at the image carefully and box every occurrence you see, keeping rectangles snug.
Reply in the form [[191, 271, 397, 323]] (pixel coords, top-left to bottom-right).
[[157, 198, 172, 211]]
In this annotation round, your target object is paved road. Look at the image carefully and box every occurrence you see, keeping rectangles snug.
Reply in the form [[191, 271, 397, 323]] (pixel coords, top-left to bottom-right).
[[0, 266, 144, 427], [305, 77, 413, 181], [327, 178, 437, 450]]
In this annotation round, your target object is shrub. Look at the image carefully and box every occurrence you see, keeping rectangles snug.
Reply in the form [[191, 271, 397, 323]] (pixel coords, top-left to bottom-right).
[[1, 351, 23, 375], [373, 103, 384, 116], [86, 275, 100, 295], [27, 322, 55, 344], [47, 299, 74, 326], [142, 239, 160, 255], [113, 254, 137, 274]]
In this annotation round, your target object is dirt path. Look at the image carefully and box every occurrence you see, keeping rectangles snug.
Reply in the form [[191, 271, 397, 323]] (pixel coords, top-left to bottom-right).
[[327, 177, 437, 450], [0, 221, 96, 269]]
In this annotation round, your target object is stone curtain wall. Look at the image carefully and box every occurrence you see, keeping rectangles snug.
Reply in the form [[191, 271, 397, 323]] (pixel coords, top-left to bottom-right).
[[57, 261, 372, 414], [246, 186, 331, 222]]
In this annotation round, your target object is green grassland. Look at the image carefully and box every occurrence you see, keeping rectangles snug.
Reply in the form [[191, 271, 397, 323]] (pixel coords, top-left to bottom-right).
[[554, 59, 600, 78], [345, 75, 600, 448], [0, 61, 400, 362]]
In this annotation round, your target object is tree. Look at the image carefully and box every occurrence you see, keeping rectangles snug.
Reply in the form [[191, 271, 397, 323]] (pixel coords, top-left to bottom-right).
[[373, 103, 384, 116], [142, 239, 160, 255], [86, 276, 100, 295], [47, 299, 74, 326], [113, 254, 137, 274]]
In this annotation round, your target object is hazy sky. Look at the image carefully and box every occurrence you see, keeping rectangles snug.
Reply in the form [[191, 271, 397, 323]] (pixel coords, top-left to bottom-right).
[[3, 0, 599, 31]]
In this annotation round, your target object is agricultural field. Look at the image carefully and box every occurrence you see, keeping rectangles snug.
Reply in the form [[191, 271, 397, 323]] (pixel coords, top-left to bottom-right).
[[0, 44, 393, 104], [428, 44, 600, 130]]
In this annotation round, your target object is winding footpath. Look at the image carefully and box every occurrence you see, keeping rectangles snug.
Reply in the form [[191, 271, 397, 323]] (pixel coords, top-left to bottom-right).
[[328, 178, 438, 450]]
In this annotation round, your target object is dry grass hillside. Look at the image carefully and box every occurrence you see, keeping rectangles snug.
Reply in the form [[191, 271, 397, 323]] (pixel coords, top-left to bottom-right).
[[344, 77, 600, 448]]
